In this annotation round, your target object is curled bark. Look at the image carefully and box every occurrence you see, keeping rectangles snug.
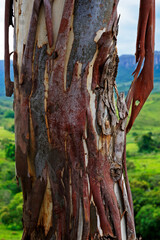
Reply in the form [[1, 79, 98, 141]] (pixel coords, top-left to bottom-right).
[[4, 0, 14, 96], [126, 0, 155, 132]]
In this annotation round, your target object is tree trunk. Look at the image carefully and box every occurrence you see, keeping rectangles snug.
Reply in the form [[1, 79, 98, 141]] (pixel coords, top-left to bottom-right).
[[11, 0, 136, 239]]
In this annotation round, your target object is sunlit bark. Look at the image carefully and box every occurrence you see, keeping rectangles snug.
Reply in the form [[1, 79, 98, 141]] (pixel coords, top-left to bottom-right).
[[4, 0, 146, 239]]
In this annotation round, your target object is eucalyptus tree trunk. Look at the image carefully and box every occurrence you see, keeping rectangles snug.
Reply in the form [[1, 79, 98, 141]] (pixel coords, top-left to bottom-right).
[[8, 0, 137, 239]]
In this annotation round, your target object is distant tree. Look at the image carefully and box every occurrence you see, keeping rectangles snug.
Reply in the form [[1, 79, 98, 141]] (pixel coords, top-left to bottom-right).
[[4, 110, 14, 118], [136, 205, 160, 240], [0, 192, 23, 230], [137, 132, 155, 152], [5, 143, 15, 161], [8, 124, 15, 133], [137, 132, 159, 153], [0, 138, 15, 161]]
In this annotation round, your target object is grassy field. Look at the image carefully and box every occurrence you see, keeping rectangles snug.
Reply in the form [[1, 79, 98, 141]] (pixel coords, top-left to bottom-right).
[[0, 224, 22, 240], [127, 93, 160, 133], [126, 92, 160, 153], [127, 152, 160, 178], [0, 127, 14, 141]]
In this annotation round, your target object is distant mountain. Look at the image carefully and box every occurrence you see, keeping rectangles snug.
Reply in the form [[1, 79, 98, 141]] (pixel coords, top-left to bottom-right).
[[116, 51, 160, 94], [0, 52, 160, 96], [118, 51, 160, 69]]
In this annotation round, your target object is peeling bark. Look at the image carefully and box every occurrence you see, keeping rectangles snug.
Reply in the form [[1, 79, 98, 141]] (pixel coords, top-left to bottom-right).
[[4, 0, 155, 239], [4, 0, 14, 96], [126, 0, 155, 133]]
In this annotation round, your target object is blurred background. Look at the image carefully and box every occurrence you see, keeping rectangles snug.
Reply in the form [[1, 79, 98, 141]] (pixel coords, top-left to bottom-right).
[[0, 1, 160, 239]]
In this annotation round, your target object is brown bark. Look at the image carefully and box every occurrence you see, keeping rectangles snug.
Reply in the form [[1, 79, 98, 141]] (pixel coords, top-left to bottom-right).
[[4, 0, 14, 96], [4, 0, 155, 239]]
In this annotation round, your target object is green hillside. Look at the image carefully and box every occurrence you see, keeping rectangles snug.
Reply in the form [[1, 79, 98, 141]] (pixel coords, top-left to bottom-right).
[[116, 51, 160, 94], [126, 93, 160, 239], [116, 67, 160, 94], [130, 93, 160, 132], [0, 97, 22, 239], [127, 93, 160, 156]]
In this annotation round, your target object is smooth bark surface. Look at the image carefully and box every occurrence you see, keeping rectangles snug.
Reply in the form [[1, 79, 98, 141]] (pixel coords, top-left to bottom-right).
[[4, 0, 155, 239]]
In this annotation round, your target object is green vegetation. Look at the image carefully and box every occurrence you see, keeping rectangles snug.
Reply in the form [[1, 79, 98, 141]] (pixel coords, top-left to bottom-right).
[[0, 92, 160, 239], [0, 192, 23, 230], [0, 224, 22, 240], [0, 97, 22, 239], [127, 153, 160, 240], [126, 93, 160, 239], [0, 97, 14, 135], [136, 132, 160, 153], [116, 52, 160, 94]]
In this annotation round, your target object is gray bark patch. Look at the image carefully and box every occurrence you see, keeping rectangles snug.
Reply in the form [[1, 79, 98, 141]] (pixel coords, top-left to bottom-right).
[[67, 0, 113, 88], [30, 45, 50, 177]]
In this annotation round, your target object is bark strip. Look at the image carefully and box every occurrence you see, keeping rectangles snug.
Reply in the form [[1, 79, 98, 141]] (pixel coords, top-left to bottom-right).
[[43, 0, 54, 48], [126, 0, 155, 132], [4, 0, 14, 96]]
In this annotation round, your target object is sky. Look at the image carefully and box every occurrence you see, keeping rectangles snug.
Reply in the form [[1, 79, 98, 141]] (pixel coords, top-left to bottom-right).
[[0, 0, 160, 59], [118, 0, 160, 55]]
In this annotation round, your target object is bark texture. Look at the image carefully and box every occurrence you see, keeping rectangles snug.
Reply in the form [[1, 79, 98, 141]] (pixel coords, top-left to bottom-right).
[[4, 0, 155, 239]]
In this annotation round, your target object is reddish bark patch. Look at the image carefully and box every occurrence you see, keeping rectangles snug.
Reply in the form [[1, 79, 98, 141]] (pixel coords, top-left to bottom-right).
[[126, 0, 155, 132], [43, 0, 54, 47]]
